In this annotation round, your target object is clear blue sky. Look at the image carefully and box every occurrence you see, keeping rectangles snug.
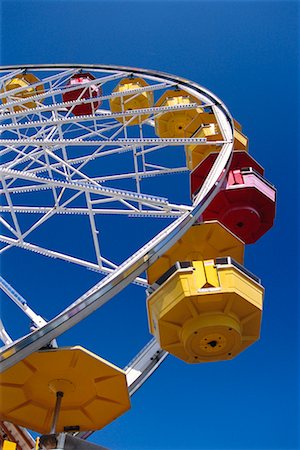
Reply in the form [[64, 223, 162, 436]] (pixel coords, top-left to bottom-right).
[[0, 1, 299, 449]]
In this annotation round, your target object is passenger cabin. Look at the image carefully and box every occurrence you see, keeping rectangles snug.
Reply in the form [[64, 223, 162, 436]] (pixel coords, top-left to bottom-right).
[[1, 73, 44, 112], [191, 152, 276, 244], [62, 72, 101, 116], [147, 221, 244, 286], [109, 77, 153, 125], [154, 89, 203, 138], [147, 256, 263, 364], [0, 346, 130, 435], [185, 117, 248, 170], [146, 221, 266, 364]]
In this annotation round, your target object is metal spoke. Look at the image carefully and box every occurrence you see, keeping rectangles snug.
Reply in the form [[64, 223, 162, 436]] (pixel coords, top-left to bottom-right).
[[0, 66, 238, 450], [0, 65, 233, 379], [0, 66, 228, 286]]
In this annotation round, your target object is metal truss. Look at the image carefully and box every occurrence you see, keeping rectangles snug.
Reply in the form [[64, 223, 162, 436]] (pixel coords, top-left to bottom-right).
[[0, 65, 230, 290], [0, 65, 234, 447], [0, 64, 233, 365]]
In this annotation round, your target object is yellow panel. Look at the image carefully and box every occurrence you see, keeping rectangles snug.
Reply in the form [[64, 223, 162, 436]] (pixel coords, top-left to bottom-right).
[[147, 259, 263, 363], [154, 90, 203, 138], [233, 128, 248, 150], [185, 127, 221, 170], [147, 221, 244, 285], [148, 271, 194, 335], [218, 266, 263, 309], [0, 346, 130, 434], [204, 260, 220, 287], [0, 74, 44, 112], [185, 143, 220, 170], [185, 121, 248, 170], [233, 118, 242, 131], [109, 77, 153, 125], [3, 441, 17, 450], [0, 385, 27, 411], [184, 111, 218, 136], [191, 261, 207, 289]]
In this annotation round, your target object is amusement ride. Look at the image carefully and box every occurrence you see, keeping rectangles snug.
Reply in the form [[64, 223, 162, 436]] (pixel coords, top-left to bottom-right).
[[0, 64, 276, 450]]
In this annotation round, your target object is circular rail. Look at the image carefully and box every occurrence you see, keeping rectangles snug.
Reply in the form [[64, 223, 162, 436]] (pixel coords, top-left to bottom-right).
[[0, 65, 234, 375]]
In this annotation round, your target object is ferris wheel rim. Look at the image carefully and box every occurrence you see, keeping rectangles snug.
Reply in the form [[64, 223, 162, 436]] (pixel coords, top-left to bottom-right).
[[0, 64, 233, 280], [0, 147, 234, 374], [0, 65, 234, 403], [0, 63, 233, 124]]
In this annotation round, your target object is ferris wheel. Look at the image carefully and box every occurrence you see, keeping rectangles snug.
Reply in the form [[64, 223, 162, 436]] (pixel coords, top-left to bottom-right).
[[0, 65, 276, 450]]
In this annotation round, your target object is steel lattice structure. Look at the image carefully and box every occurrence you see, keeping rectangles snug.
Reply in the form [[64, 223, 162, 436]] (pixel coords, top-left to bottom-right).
[[0, 65, 234, 448]]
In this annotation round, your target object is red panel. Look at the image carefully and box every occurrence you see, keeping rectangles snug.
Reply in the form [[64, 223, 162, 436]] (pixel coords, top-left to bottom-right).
[[62, 72, 101, 116], [201, 174, 276, 244], [191, 151, 264, 196], [232, 169, 244, 185]]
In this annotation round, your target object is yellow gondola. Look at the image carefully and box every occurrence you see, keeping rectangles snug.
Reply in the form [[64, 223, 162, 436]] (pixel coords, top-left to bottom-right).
[[185, 116, 248, 170], [154, 89, 203, 138], [147, 257, 263, 363], [147, 221, 244, 285], [109, 77, 153, 125], [0, 346, 130, 434], [0, 73, 44, 112]]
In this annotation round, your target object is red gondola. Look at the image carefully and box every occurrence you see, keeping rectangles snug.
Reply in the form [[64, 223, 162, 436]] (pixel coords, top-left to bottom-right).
[[62, 72, 101, 116], [191, 152, 276, 244]]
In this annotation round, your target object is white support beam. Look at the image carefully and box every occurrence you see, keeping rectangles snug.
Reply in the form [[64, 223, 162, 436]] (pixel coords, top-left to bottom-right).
[[0, 320, 13, 346], [0, 234, 148, 287], [0, 205, 185, 217], [0, 137, 225, 147], [0, 80, 175, 119], [0, 176, 22, 240], [0, 70, 126, 105], [0, 101, 208, 132], [85, 192, 103, 268], [0, 167, 177, 210], [125, 338, 168, 396], [0, 276, 47, 329]]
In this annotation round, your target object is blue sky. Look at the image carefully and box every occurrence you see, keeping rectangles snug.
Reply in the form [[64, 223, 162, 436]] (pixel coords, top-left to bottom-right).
[[0, 1, 299, 449]]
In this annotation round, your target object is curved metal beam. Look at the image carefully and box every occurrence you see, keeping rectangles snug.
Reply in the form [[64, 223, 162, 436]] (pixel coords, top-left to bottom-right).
[[0, 66, 234, 372]]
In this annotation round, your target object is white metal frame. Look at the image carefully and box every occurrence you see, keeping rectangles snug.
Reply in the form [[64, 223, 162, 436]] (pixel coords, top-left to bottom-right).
[[0, 64, 234, 445]]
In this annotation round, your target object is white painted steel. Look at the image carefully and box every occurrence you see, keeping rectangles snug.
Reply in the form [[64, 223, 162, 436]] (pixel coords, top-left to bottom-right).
[[0, 65, 233, 379], [0, 320, 13, 346], [125, 338, 168, 396], [0, 276, 47, 329], [0, 146, 233, 372]]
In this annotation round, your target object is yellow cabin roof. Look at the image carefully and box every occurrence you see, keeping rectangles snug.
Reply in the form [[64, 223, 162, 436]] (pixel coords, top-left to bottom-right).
[[147, 221, 245, 285], [0, 346, 130, 434]]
